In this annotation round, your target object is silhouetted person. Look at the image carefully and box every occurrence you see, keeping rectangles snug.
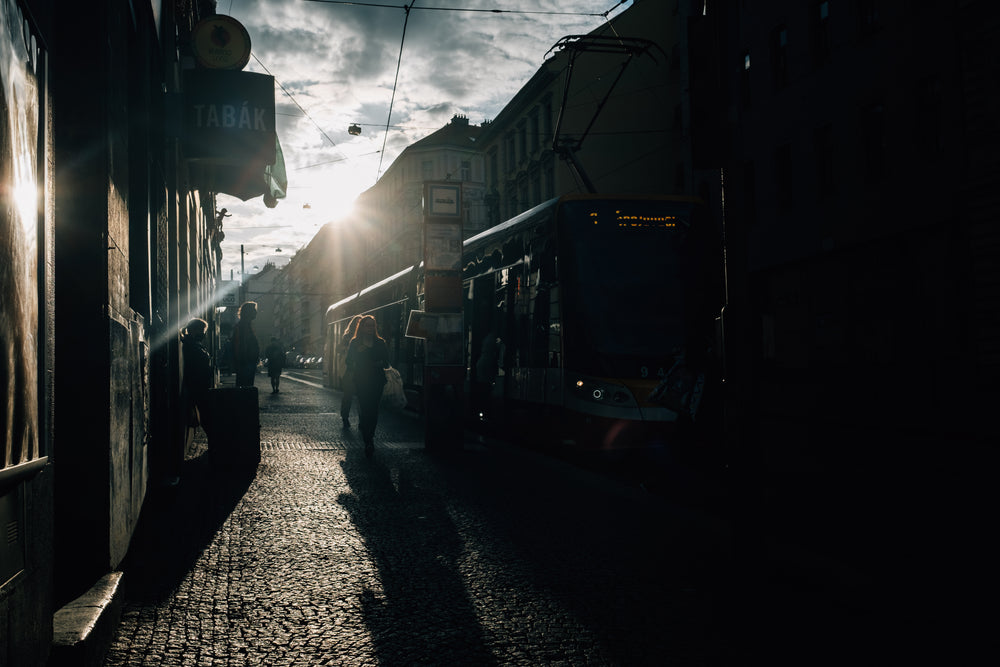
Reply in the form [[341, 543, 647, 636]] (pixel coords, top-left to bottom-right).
[[264, 337, 286, 394], [344, 315, 389, 457], [232, 301, 260, 388], [474, 331, 500, 422], [339, 315, 362, 428], [182, 316, 213, 419]]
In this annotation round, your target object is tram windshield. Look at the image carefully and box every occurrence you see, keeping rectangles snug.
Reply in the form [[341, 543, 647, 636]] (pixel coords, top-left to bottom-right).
[[557, 198, 720, 378]]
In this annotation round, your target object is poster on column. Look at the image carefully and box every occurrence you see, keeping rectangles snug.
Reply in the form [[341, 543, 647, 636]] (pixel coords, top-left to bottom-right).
[[425, 221, 463, 272]]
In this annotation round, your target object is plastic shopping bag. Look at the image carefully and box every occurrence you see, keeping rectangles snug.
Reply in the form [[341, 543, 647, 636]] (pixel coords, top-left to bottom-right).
[[382, 367, 407, 410]]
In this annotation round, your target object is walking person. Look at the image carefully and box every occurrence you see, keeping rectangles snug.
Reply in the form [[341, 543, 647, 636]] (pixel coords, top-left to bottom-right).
[[344, 315, 389, 457], [264, 337, 286, 394], [339, 316, 362, 428], [232, 301, 260, 388]]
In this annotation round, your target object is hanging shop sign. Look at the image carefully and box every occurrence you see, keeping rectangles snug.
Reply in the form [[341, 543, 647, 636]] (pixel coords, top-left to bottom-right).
[[183, 69, 276, 166], [191, 15, 252, 70]]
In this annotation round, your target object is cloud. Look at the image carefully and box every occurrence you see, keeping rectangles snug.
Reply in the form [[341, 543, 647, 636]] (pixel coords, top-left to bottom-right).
[[216, 0, 632, 279]]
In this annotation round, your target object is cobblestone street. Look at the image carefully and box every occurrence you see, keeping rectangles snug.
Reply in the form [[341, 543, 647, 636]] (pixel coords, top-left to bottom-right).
[[103, 371, 733, 665]]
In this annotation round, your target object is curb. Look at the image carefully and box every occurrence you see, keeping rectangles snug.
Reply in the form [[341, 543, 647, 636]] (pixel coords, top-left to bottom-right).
[[50, 571, 124, 667]]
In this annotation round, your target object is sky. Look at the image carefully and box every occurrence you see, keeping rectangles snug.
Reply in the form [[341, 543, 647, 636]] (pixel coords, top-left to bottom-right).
[[213, 0, 634, 282]]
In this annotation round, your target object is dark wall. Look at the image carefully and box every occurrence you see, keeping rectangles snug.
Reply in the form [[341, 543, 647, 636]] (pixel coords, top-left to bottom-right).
[[50, 0, 158, 603], [0, 1, 55, 664], [691, 1, 1000, 470]]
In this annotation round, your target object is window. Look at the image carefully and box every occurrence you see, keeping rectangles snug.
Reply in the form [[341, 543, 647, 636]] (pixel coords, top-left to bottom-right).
[[814, 124, 835, 197], [741, 50, 752, 107], [530, 166, 541, 207], [771, 26, 788, 90], [489, 150, 498, 188], [517, 122, 527, 164], [812, 1, 831, 65], [461, 160, 471, 182], [529, 109, 539, 154], [859, 0, 882, 35], [915, 78, 943, 157], [861, 103, 885, 180], [743, 160, 757, 227], [421, 159, 433, 181], [774, 144, 792, 209]]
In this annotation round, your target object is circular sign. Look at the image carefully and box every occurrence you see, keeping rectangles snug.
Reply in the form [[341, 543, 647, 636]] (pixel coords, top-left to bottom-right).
[[192, 15, 252, 70]]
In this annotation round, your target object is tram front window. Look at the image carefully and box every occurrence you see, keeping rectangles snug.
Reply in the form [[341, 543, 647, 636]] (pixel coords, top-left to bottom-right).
[[559, 200, 708, 378]]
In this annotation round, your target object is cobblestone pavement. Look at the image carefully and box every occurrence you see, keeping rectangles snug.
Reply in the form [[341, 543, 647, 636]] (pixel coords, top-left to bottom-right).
[[102, 370, 807, 666]]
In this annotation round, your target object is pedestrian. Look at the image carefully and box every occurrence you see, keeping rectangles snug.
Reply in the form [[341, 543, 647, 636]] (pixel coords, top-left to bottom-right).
[[474, 330, 500, 422], [181, 317, 214, 441], [339, 315, 362, 428], [264, 336, 286, 394], [344, 315, 389, 457], [232, 301, 260, 388]]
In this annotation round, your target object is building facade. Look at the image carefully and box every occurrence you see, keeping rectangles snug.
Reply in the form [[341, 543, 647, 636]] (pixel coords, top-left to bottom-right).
[[478, 0, 693, 224], [689, 0, 1000, 471], [356, 114, 487, 283], [274, 115, 488, 367], [0, 1, 282, 663]]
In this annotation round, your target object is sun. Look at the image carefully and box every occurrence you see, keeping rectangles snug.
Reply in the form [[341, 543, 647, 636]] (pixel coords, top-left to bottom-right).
[[297, 167, 369, 225]]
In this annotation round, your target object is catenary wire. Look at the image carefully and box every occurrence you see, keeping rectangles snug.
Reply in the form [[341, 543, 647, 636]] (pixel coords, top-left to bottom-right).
[[303, 0, 622, 18], [376, 1, 415, 182], [252, 53, 346, 155]]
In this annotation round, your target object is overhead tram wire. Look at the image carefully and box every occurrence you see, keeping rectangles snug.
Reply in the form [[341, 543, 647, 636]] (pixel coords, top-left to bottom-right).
[[303, 0, 619, 18], [376, 1, 414, 182], [294, 151, 382, 171], [303, 0, 633, 182], [250, 53, 346, 156]]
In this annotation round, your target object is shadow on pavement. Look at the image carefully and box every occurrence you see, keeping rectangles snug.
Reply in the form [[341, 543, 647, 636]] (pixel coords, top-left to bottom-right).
[[338, 440, 497, 665], [117, 446, 257, 604]]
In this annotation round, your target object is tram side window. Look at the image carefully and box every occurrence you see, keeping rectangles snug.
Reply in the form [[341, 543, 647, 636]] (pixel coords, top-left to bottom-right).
[[530, 280, 550, 368], [529, 238, 557, 368], [548, 286, 560, 368]]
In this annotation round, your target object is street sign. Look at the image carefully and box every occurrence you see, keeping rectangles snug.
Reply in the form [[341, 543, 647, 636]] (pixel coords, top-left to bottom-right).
[[218, 280, 239, 307]]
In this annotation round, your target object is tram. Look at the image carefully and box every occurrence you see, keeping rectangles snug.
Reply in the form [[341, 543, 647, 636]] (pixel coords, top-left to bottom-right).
[[324, 194, 725, 456]]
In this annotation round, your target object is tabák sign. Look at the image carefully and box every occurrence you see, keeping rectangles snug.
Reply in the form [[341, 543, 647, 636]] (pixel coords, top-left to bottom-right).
[[183, 69, 275, 166]]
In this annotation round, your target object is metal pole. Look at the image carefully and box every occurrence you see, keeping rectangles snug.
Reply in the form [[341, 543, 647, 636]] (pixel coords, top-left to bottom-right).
[[240, 244, 246, 305]]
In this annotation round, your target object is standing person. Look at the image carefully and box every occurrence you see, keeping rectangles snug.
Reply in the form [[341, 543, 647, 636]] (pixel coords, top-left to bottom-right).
[[339, 316, 362, 428], [344, 315, 389, 457], [474, 330, 500, 423], [181, 318, 214, 450], [232, 301, 260, 388], [264, 337, 286, 394]]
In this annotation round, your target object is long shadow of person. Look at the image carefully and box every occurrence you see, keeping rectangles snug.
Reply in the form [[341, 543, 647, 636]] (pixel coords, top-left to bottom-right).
[[338, 441, 496, 665]]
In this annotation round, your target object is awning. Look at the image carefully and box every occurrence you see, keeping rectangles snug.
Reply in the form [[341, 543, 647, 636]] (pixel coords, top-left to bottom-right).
[[188, 135, 287, 203]]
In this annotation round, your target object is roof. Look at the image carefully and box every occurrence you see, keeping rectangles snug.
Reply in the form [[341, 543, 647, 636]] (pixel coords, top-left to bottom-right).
[[404, 115, 482, 152]]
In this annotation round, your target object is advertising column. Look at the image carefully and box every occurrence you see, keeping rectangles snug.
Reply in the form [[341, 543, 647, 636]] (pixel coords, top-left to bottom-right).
[[421, 183, 464, 452]]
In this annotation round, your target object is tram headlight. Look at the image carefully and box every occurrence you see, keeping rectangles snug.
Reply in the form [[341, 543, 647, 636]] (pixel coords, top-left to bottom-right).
[[571, 376, 637, 407]]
